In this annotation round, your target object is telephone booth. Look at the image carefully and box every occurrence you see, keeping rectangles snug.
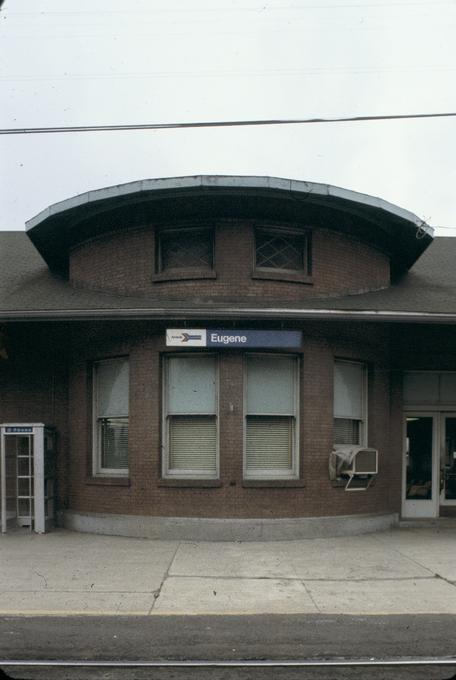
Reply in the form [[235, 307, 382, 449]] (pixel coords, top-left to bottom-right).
[[0, 424, 56, 534]]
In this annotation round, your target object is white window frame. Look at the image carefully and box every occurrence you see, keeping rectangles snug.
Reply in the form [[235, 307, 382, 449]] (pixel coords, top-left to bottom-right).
[[92, 357, 129, 477], [162, 353, 219, 479], [243, 353, 299, 480], [333, 359, 368, 447]]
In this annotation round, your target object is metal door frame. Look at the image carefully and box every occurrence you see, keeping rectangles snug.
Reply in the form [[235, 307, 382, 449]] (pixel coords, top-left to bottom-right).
[[439, 412, 456, 507], [402, 412, 439, 519]]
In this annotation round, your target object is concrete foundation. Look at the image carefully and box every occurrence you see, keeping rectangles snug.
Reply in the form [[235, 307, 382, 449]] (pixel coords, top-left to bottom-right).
[[63, 511, 399, 541]]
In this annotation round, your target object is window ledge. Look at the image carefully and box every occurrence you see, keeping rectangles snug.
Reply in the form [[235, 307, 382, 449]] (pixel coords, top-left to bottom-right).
[[152, 269, 216, 283], [330, 479, 346, 488], [252, 269, 313, 285], [242, 479, 305, 488], [86, 476, 130, 486], [159, 478, 222, 488]]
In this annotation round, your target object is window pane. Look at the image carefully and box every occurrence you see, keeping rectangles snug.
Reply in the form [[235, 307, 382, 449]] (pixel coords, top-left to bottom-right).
[[160, 230, 213, 270], [256, 231, 305, 270], [167, 356, 216, 414], [440, 374, 456, 402], [246, 416, 293, 471], [334, 361, 364, 420], [334, 418, 361, 445], [169, 415, 216, 472], [403, 372, 439, 403], [96, 359, 129, 417], [247, 356, 296, 414], [100, 417, 129, 469]]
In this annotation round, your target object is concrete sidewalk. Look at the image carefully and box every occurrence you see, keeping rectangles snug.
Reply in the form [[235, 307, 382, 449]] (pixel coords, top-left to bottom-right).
[[0, 525, 455, 617]]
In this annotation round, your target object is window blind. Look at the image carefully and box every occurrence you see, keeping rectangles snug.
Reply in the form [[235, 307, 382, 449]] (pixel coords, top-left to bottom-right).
[[246, 416, 292, 470], [100, 417, 129, 469], [334, 361, 364, 420], [246, 355, 295, 414], [333, 417, 360, 445], [168, 415, 217, 472], [167, 356, 216, 414], [165, 355, 218, 477], [96, 359, 129, 417], [245, 355, 297, 477]]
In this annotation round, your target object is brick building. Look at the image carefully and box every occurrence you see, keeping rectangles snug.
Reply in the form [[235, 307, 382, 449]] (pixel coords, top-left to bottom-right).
[[1, 175, 455, 539]]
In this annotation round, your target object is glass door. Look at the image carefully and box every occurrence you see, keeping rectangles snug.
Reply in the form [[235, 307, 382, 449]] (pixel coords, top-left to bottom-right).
[[441, 414, 456, 506], [403, 414, 438, 518]]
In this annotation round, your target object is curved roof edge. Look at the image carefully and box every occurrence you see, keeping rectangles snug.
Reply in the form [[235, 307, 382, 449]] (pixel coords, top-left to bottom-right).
[[25, 175, 434, 275]]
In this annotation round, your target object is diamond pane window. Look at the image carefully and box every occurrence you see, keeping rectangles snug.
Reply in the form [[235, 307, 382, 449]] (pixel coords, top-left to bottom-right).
[[255, 230, 307, 272], [158, 229, 213, 271]]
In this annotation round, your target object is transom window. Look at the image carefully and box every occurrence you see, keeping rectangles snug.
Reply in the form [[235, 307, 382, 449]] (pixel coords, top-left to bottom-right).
[[333, 360, 367, 446], [244, 354, 299, 479], [255, 229, 308, 272], [93, 357, 129, 475], [157, 228, 213, 272]]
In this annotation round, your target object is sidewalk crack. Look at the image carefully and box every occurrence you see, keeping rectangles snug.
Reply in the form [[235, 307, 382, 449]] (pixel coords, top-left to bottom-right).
[[34, 570, 48, 589], [371, 533, 437, 577], [147, 542, 181, 615], [435, 573, 456, 588], [301, 580, 321, 613]]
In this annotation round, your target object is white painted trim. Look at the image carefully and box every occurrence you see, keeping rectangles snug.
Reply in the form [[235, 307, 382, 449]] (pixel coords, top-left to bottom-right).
[[0, 432, 6, 534], [402, 413, 439, 519], [162, 353, 220, 480], [243, 353, 300, 480], [33, 426, 45, 534], [440, 413, 456, 507]]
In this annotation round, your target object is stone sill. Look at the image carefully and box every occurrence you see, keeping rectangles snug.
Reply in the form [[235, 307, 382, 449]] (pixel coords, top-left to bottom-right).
[[252, 269, 313, 285], [158, 479, 222, 488], [152, 269, 216, 283], [85, 476, 130, 487], [243, 479, 306, 488]]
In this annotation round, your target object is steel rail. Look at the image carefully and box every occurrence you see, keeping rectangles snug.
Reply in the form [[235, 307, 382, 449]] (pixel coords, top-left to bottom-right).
[[2, 657, 456, 667]]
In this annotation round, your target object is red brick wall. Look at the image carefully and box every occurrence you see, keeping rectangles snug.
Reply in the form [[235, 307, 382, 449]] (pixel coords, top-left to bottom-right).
[[69, 223, 390, 301], [64, 320, 396, 519]]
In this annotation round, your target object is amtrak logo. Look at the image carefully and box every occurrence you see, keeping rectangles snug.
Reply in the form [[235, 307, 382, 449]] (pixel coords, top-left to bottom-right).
[[166, 329, 207, 346]]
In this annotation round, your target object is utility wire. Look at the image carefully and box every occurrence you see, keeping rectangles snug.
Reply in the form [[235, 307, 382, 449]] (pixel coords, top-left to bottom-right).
[[1, 111, 456, 135]]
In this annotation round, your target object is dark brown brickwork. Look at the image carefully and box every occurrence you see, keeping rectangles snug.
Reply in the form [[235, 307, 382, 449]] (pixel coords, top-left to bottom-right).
[[0, 323, 69, 512], [60, 319, 396, 519], [69, 222, 390, 301], [5, 314, 455, 522]]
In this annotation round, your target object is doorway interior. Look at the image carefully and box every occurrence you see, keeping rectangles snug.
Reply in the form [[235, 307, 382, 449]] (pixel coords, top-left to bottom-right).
[[403, 413, 456, 518]]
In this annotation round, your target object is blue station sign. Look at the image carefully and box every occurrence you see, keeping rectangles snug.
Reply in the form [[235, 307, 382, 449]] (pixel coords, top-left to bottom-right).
[[166, 329, 302, 349], [5, 426, 33, 433]]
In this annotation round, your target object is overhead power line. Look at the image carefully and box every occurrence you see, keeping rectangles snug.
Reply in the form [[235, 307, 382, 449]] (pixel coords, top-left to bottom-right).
[[1, 111, 456, 135]]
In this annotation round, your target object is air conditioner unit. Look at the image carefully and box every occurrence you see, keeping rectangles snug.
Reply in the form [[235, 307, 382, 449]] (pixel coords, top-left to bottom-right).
[[330, 446, 378, 491], [343, 448, 378, 476]]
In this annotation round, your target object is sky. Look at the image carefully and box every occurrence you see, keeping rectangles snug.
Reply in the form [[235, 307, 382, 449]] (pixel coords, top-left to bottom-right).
[[1, 0, 456, 235]]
